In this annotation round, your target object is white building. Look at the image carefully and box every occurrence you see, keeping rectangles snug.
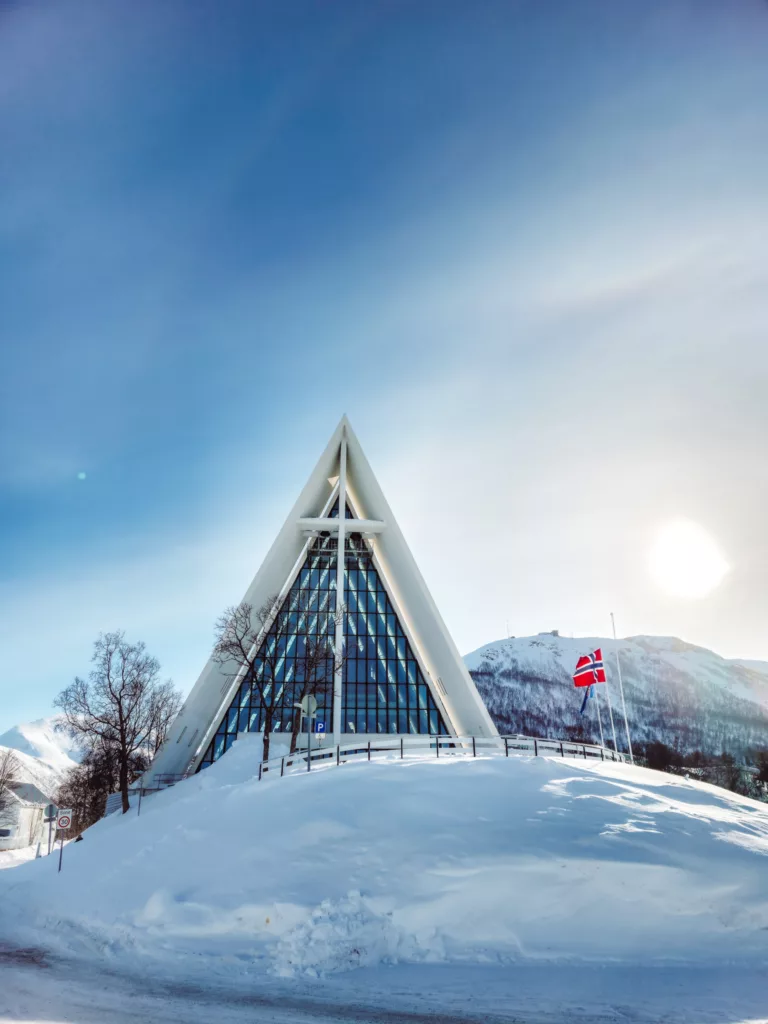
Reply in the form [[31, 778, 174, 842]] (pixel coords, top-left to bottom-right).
[[0, 782, 50, 852], [147, 417, 497, 781]]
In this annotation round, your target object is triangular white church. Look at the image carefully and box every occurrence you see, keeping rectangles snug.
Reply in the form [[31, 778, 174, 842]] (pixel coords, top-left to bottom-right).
[[148, 417, 497, 780]]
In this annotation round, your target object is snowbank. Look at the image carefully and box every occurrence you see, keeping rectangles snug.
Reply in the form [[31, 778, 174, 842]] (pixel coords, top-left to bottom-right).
[[0, 844, 39, 870], [1, 745, 767, 981]]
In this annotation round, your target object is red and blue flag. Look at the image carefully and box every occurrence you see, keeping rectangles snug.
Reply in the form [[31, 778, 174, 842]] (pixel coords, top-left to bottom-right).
[[573, 648, 606, 688]]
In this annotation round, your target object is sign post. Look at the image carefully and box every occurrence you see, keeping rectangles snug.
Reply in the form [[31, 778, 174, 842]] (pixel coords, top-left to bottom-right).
[[44, 804, 57, 856], [56, 809, 72, 873], [295, 696, 317, 772]]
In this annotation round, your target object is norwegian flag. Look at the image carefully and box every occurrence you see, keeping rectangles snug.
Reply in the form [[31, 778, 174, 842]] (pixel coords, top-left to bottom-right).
[[579, 685, 593, 715], [573, 648, 606, 688]]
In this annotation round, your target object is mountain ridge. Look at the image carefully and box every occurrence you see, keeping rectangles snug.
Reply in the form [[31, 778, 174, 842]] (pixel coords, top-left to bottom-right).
[[0, 716, 80, 781], [0, 744, 66, 803], [465, 632, 768, 756]]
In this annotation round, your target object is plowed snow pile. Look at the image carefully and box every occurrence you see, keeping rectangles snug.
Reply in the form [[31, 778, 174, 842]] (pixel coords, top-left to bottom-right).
[[1, 745, 767, 980]]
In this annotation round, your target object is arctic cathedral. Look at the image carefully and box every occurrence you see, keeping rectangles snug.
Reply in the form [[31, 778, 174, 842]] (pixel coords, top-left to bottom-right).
[[147, 418, 497, 781]]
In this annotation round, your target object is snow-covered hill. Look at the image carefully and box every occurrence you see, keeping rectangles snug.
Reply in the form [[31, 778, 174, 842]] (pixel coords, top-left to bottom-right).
[[1, 742, 767, 1023], [466, 633, 768, 756], [0, 716, 80, 773]]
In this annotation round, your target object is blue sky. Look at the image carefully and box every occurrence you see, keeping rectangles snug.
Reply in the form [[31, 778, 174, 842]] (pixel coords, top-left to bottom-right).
[[2, 0, 767, 731]]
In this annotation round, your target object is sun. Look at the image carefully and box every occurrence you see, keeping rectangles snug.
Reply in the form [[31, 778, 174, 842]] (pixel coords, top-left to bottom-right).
[[649, 519, 729, 599]]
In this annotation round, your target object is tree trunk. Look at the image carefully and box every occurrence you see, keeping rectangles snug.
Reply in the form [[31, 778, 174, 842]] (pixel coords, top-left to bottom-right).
[[119, 757, 130, 814], [262, 710, 274, 762], [290, 706, 302, 754]]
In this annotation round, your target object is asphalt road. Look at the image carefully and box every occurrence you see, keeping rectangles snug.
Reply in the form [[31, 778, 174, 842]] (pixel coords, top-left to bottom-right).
[[2, 945, 766, 1024]]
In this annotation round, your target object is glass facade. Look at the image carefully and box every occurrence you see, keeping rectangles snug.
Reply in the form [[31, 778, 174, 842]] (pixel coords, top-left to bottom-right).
[[341, 530, 447, 736], [197, 495, 448, 770]]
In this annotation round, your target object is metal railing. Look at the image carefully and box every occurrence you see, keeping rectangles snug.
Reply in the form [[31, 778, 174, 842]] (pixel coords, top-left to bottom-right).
[[132, 734, 626, 809]]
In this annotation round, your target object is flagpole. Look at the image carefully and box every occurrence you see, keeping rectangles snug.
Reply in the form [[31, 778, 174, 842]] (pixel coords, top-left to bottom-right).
[[603, 666, 618, 752], [610, 612, 633, 763], [594, 683, 605, 748]]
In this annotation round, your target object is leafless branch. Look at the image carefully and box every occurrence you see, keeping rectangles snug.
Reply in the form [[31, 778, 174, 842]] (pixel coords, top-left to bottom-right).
[[0, 748, 20, 808], [54, 632, 183, 814]]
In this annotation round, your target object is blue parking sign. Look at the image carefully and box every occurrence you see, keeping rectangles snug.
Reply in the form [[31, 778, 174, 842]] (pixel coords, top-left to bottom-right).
[[316, 721, 325, 733]]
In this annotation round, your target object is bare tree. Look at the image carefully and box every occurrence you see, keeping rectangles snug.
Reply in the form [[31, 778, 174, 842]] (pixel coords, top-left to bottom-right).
[[213, 593, 346, 762], [57, 739, 149, 836], [55, 632, 181, 814], [147, 680, 183, 756], [289, 605, 347, 754], [213, 597, 286, 763], [0, 748, 20, 824], [0, 748, 19, 794]]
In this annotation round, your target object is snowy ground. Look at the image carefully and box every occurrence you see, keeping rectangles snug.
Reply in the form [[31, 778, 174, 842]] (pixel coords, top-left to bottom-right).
[[0, 845, 38, 871], [2, 747, 767, 1021], [4, 958, 768, 1023]]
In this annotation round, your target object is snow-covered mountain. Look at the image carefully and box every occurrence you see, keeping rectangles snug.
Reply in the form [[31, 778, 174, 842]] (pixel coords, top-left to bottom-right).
[[0, 716, 80, 774], [0, 716, 79, 806], [465, 633, 768, 757], [0, 745, 64, 803]]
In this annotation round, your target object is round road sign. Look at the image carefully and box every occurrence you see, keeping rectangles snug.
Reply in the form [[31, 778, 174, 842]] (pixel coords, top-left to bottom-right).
[[56, 812, 72, 830], [300, 695, 318, 716]]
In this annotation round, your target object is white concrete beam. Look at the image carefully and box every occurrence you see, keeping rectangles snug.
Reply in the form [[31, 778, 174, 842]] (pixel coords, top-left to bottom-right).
[[297, 517, 386, 535]]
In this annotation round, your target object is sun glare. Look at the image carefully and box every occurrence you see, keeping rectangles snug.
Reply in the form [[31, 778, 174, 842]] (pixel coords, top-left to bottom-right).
[[649, 519, 729, 600]]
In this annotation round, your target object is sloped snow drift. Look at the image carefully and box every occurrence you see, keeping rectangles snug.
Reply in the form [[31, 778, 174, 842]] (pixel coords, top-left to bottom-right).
[[1, 743, 767, 982]]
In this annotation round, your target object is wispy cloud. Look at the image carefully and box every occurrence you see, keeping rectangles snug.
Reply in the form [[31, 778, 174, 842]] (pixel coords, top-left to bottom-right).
[[2, 0, 768, 728]]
